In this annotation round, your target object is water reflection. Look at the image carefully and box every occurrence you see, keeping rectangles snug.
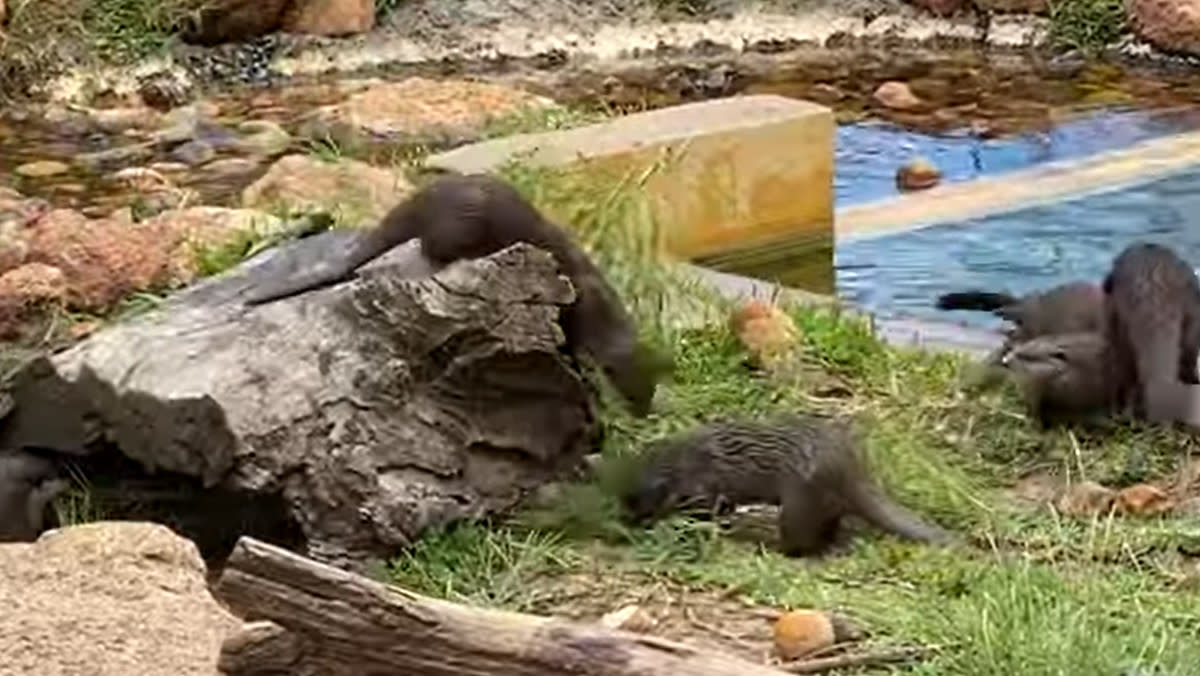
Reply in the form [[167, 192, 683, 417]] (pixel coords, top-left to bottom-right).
[[836, 106, 1200, 206], [836, 165, 1200, 329]]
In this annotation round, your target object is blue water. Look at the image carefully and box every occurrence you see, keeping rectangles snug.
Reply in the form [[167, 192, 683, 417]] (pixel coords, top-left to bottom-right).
[[835, 106, 1200, 207], [836, 165, 1200, 330]]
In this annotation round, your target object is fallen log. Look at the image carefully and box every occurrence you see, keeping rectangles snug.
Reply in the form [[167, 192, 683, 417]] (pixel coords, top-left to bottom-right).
[[1, 239, 599, 567], [215, 536, 790, 676]]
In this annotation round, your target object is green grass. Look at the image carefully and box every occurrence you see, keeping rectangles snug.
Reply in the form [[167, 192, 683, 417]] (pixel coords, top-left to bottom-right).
[[380, 159, 1200, 674], [0, 0, 204, 95], [1047, 0, 1129, 56]]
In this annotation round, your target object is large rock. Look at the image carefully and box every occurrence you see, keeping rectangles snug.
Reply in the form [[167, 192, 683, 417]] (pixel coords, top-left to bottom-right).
[[299, 77, 558, 149], [1128, 0, 1200, 56], [16, 206, 287, 312], [1, 241, 598, 568], [0, 521, 240, 675], [283, 0, 374, 35], [242, 153, 413, 225]]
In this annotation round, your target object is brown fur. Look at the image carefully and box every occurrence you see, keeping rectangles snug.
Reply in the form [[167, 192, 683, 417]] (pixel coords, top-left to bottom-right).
[[243, 173, 669, 417], [1103, 242, 1200, 424], [937, 281, 1106, 366], [999, 331, 1122, 427], [0, 449, 66, 543], [621, 413, 951, 556]]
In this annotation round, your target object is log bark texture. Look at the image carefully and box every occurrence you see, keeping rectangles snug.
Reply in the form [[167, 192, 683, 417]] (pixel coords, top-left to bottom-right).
[[0, 236, 598, 566], [216, 536, 790, 676]]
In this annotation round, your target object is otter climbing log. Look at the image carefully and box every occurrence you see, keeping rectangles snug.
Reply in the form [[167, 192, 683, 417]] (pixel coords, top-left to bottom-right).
[[0, 239, 598, 568], [215, 536, 789, 676]]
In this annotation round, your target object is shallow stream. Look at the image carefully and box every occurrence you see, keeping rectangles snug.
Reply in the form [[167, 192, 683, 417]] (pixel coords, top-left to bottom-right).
[[5, 56, 1200, 331]]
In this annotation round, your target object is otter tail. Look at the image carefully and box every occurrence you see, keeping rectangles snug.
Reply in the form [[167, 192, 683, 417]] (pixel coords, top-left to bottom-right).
[[936, 290, 1019, 313], [847, 480, 953, 545]]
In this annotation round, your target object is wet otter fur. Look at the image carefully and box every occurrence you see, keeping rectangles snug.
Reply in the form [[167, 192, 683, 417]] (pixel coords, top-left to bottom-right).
[[242, 172, 669, 417], [620, 413, 951, 556]]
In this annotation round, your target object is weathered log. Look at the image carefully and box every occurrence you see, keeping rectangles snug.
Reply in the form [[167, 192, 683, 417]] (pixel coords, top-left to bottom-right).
[[215, 536, 789, 676], [0, 237, 599, 567]]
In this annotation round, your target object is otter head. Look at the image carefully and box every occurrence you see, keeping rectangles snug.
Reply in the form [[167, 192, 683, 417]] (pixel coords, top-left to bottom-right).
[[621, 460, 681, 525], [1000, 331, 1108, 381]]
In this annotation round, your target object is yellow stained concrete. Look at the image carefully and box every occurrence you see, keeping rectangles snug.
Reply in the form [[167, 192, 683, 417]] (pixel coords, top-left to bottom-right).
[[837, 128, 1200, 242], [428, 95, 835, 266]]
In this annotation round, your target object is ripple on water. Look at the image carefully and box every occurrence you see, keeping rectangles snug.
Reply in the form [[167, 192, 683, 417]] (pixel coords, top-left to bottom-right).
[[835, 106, 1200, 207], [836, 165, 1200, 329]]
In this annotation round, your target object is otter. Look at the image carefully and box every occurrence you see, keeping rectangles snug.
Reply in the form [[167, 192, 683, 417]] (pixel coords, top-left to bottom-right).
[[242, 173, 669, 417], [0, 449, 67, 543], [1102, 242, 1200, 425], [998, 331, 1122, 428], [620, 413, 951, 556], [937, 280, 1106, 364]]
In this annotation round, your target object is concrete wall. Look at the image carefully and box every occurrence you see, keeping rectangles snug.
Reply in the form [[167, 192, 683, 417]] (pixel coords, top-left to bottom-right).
[[428, 94, 836, 293]]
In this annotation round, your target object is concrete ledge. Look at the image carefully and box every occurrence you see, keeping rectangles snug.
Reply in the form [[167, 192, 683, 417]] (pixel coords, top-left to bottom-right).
[[678, 263, 1002, 359], [837, 128, 1200, 242], [429, 95, 835, 276]]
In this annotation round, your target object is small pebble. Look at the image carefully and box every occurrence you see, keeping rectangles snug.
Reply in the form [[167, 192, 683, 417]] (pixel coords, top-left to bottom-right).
[[14, 160, 70, 178]]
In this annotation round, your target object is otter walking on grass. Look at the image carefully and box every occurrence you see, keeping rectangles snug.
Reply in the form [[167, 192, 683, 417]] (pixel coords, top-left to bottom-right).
[[998, 331, 1121, 428], [621, 413, 952, 557]]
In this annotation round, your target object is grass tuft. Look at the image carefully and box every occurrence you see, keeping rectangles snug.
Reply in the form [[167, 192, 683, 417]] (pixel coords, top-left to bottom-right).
[[1047, 0, 1129, 56], [0, 0, 203, 96]]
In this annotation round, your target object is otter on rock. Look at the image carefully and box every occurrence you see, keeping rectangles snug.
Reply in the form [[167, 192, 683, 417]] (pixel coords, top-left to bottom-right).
[[621, 413, 952, 556], [0, 449, 68, 543], [242, 172, 669, 417]]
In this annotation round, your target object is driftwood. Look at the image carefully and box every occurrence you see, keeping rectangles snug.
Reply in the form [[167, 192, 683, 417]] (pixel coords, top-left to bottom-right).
[[215, 536, 790, 676], [0, 237, 599, 567]]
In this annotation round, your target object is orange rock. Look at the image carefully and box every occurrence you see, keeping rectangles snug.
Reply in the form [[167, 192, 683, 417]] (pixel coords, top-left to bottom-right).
[[1115, 484, 1174, 516], [23, 209, 171, 311], [599, 604, 657, 634], [0, 263, 67, 338], [1055, 481, 1116, 516], [1128, 0, 1200, 56], [729, 299, 801, 370], [241, 154, 414, 225], [283, 0, 375, 36], [301, 77, 557, 148], [773, 609, 835, 661], [872, 81, 923, 111], [896, 157, 942, 192]]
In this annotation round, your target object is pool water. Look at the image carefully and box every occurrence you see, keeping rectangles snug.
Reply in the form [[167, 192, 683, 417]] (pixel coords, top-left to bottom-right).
[[836, 164, 1200, 330], [835, 106, 1200, 207]]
